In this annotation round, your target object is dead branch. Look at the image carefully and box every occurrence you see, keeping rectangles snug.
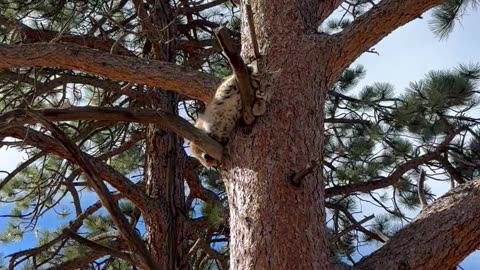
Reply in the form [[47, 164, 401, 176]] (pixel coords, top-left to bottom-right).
[[326, 202, 385, 243], [290, 157, 322, 187], [417, 169, 428, 209], [63, 229, 133, 263], [214, 26, 256, 125], [331, 214, 375, 243]]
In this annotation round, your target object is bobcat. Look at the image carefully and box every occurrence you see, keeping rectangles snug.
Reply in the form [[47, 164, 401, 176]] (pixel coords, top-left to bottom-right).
[[189, 62, 280, 167]]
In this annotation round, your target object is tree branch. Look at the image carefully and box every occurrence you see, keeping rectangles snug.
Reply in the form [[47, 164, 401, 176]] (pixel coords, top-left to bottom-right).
[[417, 169, 428, 209], [0, 126, 150, 212], [214, 27, 255, 124], [0, 43, 219, 103], [63, 229, 133, 263], [0, 107, 223, 161], [44, 241, 125, 270], [184, 157, 222, 204], [27, 112, 158, 270], [357, 180, 480, 269], [326, 132, 456, 198], [327, 0, 442, 79]]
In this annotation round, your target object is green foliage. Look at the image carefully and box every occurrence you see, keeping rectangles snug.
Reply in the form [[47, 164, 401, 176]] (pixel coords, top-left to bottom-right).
[[333, 65, 366, 93], [201, 202, 226, 229], [85, 215, 114, 236], [430, 0, 480, 39]]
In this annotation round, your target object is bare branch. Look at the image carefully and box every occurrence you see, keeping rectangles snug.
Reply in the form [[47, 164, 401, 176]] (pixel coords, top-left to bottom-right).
[[325, 132, 456, 198], [0, 107, 223, 161], [357, 180, 480, 269], [417, 169, 428, 209], [290, 157, 322, 187], [326, 202, 385, 243], [331, 214, 375, 243], [44, 240, 125, 270], [214, 27, 255, 124], [0, 43, 219, 103], [63, 229, 133, 263]]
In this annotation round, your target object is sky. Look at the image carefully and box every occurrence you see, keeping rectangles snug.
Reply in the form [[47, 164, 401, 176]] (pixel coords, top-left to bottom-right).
[[1, 5, 480, 269]]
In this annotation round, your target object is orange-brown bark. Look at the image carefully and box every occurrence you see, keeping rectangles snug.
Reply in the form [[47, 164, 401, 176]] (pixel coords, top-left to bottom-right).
[[0, 43, 218, 103]]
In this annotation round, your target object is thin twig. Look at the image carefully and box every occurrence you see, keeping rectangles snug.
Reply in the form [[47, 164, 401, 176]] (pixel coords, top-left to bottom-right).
[[417, 169, 428, 209], [331, 214, 375, 242]]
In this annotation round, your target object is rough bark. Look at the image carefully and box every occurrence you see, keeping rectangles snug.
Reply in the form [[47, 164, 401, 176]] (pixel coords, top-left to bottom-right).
[[224, 0, 459, 270], [0, 43, 218, 103], [224, 2, 339, 269], [356, 180, 480, 270], [140, 2, 187, 268]]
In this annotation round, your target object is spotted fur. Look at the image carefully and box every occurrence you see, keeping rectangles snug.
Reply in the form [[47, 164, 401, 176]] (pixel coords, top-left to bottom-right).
[[190, 63, 280, 167]]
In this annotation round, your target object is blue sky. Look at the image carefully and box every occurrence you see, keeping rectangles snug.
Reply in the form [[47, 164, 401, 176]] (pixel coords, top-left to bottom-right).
[[350, 8, 480, 268], [1, 6, 480, 269]]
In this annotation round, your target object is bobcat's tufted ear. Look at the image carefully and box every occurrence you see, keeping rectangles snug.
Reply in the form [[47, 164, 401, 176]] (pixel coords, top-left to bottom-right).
[[247, 60, 260, 74]]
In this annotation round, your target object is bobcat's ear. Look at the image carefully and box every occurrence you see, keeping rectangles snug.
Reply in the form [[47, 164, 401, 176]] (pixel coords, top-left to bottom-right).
[[247, 60, 259, 74]]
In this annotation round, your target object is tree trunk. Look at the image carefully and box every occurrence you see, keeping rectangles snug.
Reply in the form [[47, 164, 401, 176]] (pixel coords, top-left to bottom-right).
[[144, 91, 187, 270], [224, 2, 341, 269], [143, 2, 187, 268]]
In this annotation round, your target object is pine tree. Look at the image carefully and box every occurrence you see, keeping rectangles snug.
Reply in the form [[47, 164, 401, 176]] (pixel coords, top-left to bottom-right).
[[0, 0, 479, 269]]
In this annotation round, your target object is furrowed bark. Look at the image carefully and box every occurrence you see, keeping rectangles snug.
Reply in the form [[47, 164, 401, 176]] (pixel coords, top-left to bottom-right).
[[225, 1, 339, 269], [356, 180, 480, 270], [225, 0, 461, 269], [0, 43, 219, 103]]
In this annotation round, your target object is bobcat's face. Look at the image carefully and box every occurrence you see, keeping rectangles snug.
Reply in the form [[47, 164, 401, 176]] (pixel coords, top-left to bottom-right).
[[189, 142, 219, 168]]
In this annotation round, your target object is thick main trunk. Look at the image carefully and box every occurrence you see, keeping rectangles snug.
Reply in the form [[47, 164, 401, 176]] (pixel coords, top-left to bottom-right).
[[224, 57, 341, 269], [224, 4, 338, 267], [144, 92, 187, 270]]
